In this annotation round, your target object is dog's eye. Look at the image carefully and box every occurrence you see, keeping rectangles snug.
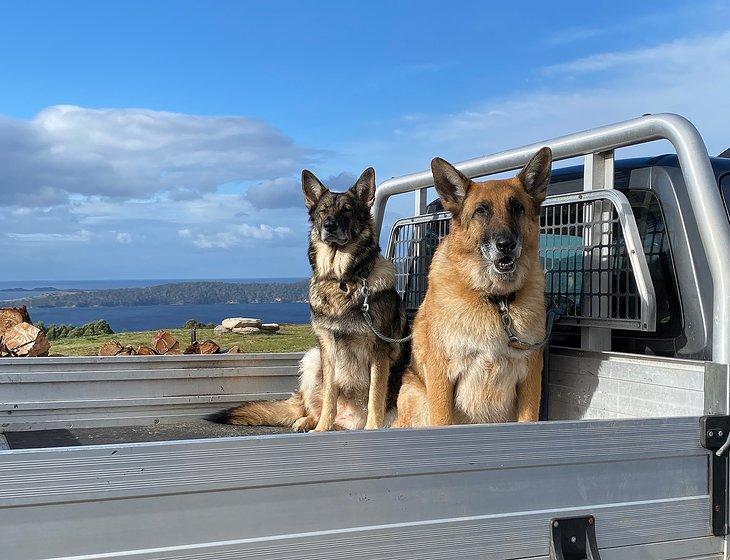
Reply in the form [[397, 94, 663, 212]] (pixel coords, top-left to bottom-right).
[[510, 200, 524, 214], [341, 207, 352, 214], [474, 204, 488, 215]]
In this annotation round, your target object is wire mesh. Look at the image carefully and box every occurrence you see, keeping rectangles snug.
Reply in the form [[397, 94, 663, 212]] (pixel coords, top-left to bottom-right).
[[387, 197, 647, 329]]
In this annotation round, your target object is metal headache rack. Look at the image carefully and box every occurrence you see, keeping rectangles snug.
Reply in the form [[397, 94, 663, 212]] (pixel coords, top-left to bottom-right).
[[387, 189, 657, 332]]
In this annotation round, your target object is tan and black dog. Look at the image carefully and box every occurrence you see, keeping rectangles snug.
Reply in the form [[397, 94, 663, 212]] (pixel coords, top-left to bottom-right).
[[393, 148, 552, 427], [212, 168, 410, 432]]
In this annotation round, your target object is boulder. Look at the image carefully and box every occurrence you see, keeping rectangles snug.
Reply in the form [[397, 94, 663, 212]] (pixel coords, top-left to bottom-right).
[[221, 317, 262, 330], [213, 325, 230, 334], [260, 323, 280, 332], [232, 326, 261, 335], [227, 345, 242, 354]]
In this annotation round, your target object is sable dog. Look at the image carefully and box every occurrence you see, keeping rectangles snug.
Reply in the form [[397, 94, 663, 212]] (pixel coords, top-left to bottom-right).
[[214, 168, 409, 432], [393, 148, 552, 427]]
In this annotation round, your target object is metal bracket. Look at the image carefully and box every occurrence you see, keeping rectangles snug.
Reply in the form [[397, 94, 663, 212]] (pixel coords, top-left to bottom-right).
[[549, 516, 601, 559], [700, 415, 730, 536]]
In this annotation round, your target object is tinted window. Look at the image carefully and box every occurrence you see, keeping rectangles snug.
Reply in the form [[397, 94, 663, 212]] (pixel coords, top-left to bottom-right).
[[721, 174, 730, 219]]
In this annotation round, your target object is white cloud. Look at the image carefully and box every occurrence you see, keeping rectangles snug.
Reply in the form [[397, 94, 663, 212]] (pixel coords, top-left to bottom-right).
[[6, 230, 92, 243], [244, 171, 358, 209], [367, 30, 730, 170], [115, 232, 132, 244], [179, 223, 292, 249], [542, 31, 730, 75], [0, 105, 320, 208]]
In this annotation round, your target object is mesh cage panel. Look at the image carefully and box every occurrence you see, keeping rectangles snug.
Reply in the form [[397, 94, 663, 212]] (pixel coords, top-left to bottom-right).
[[387, 196, 649, 330]]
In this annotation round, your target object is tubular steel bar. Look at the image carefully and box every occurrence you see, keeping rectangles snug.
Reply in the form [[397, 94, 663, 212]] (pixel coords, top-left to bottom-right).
[[372, 114, 730, 365]]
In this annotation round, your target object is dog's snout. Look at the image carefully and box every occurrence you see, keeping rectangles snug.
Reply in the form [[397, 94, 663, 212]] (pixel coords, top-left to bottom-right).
[[322, 218, 337, 233], [494, 234, 517, 255]]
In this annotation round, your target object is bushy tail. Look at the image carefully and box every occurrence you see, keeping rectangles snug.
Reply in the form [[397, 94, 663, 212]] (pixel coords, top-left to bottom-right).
[[208, 393, 306, 427]]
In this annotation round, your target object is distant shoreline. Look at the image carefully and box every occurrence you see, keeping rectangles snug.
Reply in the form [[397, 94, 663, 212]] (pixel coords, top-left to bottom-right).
[[6, 280, 309, 309]]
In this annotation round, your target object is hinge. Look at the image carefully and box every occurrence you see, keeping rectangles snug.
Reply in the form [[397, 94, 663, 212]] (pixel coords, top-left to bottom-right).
[[549, 516, 601, 559], [700, 415, 730, 536]]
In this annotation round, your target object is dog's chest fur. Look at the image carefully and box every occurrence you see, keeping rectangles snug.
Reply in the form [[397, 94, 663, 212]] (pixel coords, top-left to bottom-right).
[[439, 296, 540, 423]]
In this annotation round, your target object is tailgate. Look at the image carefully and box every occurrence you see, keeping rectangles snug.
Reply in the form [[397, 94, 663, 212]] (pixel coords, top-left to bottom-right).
[[0, 416, 721, 559]]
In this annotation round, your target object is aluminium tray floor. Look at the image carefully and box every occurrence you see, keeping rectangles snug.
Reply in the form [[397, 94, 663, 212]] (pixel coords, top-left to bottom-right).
[[2, 421, 290, 449]]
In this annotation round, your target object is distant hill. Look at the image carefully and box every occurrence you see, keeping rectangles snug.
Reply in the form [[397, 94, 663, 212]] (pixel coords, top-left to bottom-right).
[[9, 281, 309, 308], [0, 287, 66, 292]]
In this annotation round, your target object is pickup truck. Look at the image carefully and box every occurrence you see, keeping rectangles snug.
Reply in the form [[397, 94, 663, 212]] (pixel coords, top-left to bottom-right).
[[1, 113, 729, 560]]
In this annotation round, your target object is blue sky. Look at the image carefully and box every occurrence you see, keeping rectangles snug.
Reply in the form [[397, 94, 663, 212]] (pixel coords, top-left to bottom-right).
[[2, 0, 729, 281]]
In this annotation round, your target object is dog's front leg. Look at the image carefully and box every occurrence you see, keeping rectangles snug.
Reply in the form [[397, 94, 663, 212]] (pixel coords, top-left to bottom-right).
[[425, 352, 455, 426], [516, 349, 543, 422], [314, 340, 338, 432], [364, 353, 390, 429]]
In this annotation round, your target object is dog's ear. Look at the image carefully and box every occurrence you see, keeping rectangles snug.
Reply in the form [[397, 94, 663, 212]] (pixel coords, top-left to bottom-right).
[[349, 167, 376, 209], [302, 170, 329, 210], [517, 147, 552, 205], [431, 157, 469, 213]]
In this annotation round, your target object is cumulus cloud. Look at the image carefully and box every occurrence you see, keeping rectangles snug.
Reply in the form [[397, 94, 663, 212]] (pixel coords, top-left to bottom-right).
[[179, 223, 292, 249], [116, 232, 132, 244], [0, 105, 319, 208], [244, 171, 358, 209]]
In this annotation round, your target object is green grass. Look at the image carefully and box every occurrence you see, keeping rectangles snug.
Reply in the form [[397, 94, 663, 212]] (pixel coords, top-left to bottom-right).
[[50, 324, 316, 357]]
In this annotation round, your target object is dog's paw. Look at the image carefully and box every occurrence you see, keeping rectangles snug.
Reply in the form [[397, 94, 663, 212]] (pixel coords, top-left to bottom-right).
[[292, 416, 316, 433]]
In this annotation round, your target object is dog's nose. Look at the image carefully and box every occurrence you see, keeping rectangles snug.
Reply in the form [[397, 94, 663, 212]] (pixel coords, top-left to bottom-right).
[[495, 235, 517, 254], [323, 218, 337, 233]]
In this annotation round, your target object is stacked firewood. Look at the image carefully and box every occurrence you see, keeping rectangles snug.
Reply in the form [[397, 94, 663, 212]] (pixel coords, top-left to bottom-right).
[[0, 306, 50, 357], [98, 330, 221, 356]]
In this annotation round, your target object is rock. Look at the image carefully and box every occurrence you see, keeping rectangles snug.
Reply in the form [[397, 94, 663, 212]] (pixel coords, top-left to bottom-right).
[[99, 340, 123, 356], [4, 323, 50, 357], [228, 345, 242, 353], [221, 317, 262, 330], [260, 323, 280, 332], [213, 325, 230, 334], [232, 326, 261, 335], [136, 345, 158, 356], [153, 330, 181, 355]]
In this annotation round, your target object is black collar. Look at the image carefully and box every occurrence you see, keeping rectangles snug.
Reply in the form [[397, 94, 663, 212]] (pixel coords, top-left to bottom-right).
[[486, 291, 517, 306]]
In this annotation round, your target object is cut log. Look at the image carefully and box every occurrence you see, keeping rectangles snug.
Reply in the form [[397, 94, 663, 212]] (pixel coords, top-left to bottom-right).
[[99, 340, 123, 356], [228, 345, 242, 354], [4, 322, 50, 357], [184, 340, 220, 354], [0, 306, 32, 339], [198, 340, 220, 354], [153, 330, 181, 355], [118, 345, 136, 356], [136, 345, 158, 356]]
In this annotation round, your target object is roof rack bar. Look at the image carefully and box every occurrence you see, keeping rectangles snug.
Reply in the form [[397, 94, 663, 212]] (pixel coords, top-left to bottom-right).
[[372, 114, 730, 365]]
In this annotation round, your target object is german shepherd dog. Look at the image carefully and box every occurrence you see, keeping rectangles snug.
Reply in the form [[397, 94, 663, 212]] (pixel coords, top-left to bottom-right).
[[393, 148, 552, 427], [213, 168, 410, 432]]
